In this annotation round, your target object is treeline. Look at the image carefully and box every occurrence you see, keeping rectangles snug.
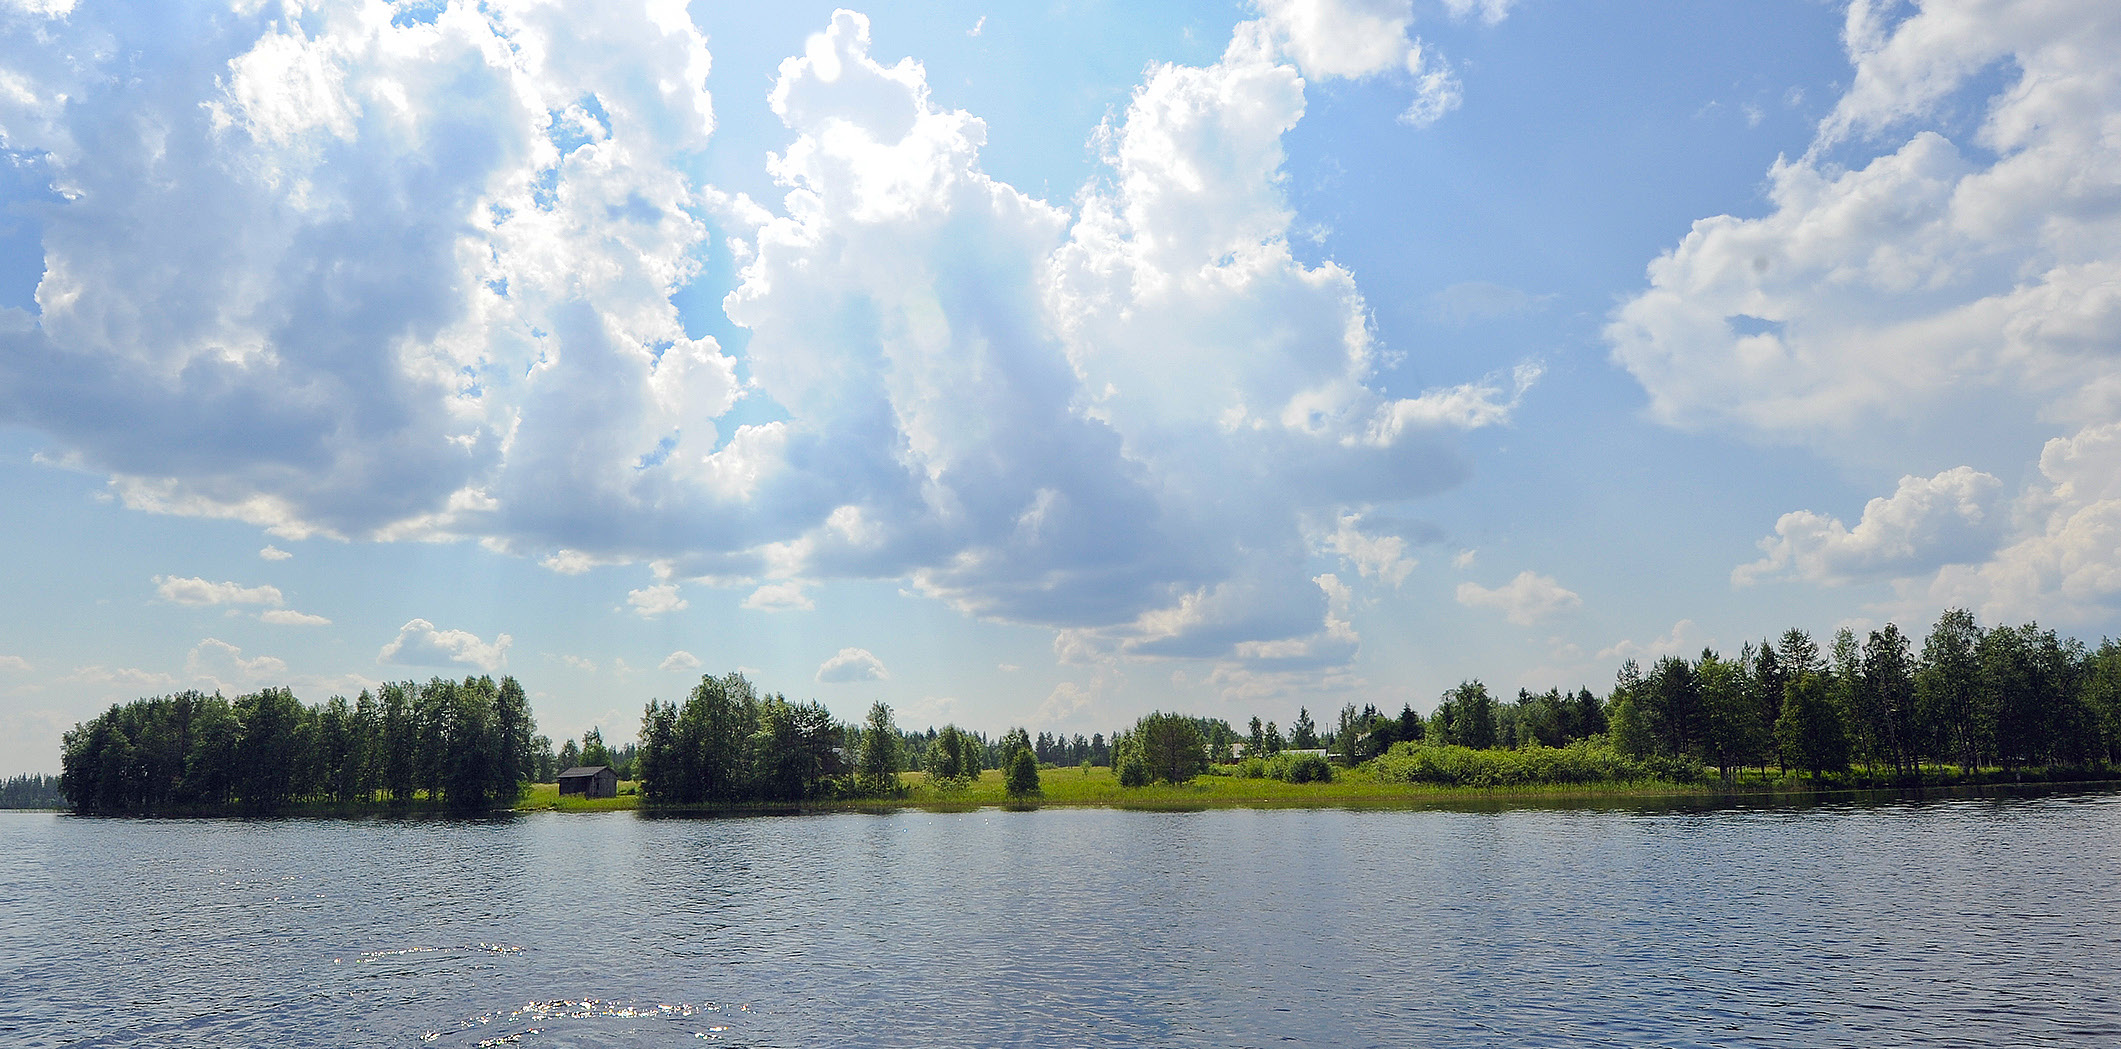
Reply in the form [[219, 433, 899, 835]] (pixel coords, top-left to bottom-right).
[[59, 676, 546, 814], [635, 672, 849, 804], [1009, 609, 2121, 792], [1, 774, 65, 809], [635, 674, 1083, 806], [1317, 612, 2115, 789], [1590, 612, 2121, 784], [899, 726, 1115, 776], [557, 730, 638, 779]]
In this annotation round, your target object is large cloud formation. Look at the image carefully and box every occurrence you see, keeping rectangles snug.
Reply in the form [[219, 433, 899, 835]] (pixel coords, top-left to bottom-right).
[[0, 2, 1515, 666], [1610, 0, 2121, 625]]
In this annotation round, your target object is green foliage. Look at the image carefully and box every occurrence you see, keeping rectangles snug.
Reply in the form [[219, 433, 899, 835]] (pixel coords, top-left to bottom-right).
[[2086, 640, 2121, 767], [856, 702, 906, 797], [1917, 608, 1983, 772], [1368, 740, 1683, 788], [636, 672, 845, 806], [1229, 752, 1331, 782], [1117, 750, 1149, 787], [1432, 682, 1497, 749], [923, 724, 984, 786], [998, 726, 1032, 769], [1290, 707, 1319, 750], [0, 774, 65, 809], [1268, 751, 1334, 783], [1335, 704, 1363, 765], [1132, 711, 1209, 784], [58, 676, 539, 814], [1005, 748, 1042, 799], [1633, 656, 1703, 758], [580, 727, 612, 771], [1607, 694, 1654, 760], [1777, 671, 1851, 784], [754, 695, 843, 802], [1698, 651, 1768, 780]]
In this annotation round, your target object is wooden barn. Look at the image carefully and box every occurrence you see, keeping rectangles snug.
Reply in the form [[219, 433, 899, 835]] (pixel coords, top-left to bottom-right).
[[557, 765, 619, 799]]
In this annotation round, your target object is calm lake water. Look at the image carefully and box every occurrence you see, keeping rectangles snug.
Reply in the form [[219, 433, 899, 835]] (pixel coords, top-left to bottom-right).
[[3, 790, 2119, 1048]]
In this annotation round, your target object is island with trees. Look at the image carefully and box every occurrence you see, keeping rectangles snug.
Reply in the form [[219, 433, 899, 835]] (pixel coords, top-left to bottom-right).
[[46, 607, 2121, 816]]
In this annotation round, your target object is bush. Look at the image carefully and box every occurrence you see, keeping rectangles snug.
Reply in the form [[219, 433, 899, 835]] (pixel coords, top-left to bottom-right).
[[1268, 751, 1334, 783], [927, 772, 973, 794], [1366, 740, 1670, 788], [1234, 757, 1267, 779], [1118, 753, 1149, 788]]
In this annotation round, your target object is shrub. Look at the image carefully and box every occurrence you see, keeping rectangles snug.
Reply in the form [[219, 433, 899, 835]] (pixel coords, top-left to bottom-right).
[[1269, 751, 1334, 783], [1118, 753, 1149, 788], [927, 772, 973, 794], [1366, 740, 1669, 788]]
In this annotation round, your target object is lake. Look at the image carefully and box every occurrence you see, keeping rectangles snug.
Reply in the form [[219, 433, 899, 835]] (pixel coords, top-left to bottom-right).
[[3, 789, 2118, 1047]]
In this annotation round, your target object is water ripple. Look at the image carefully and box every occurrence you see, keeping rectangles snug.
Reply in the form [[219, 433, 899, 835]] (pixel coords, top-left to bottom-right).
[[2, 790, 2119, 1047]]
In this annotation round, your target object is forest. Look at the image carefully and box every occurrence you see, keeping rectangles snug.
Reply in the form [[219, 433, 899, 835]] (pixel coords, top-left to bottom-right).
[[46, 608, 2121, 814], [58, 676, 543, 814], [883, 609, 2121, 793], [1, 774, 64, 809]]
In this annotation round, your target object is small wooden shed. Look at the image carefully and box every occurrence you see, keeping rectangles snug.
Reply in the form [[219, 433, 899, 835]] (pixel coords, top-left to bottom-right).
[[558, 765, 618, 799]]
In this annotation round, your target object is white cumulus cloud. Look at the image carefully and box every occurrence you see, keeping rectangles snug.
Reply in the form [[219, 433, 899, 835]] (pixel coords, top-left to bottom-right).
[[1609, 0, 2121, 628], [1251, 0, 1464, 126], [742, 582, 813, 612], [1610, 0, 2121, 453], [541, 550, 606, 576], [259, 545, 292, 561], [627, 583, 688, 618], [1455, 570, 1581, 626], [1926, 422, 2121, 623], [378, 619, 511, 672], [816, 646, 888, 683], [155, 576, 285, 607], [1735, 467, 2004, 587], [0, 3, 1524, 675], [659, 650, 702, 672], [1321, 513, 1417, 587], [259, 609, 332, 626], [0, 0, 729, 548]]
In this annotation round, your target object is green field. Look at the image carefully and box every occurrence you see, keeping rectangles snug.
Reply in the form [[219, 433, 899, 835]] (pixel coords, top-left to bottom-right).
[[511, 764, 1728, 814], [891, 764, 1721, 809], [519, 780, 644, 811]]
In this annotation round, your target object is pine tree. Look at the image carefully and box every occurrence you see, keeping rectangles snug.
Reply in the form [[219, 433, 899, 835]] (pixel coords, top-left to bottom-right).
[[1005, 748, 1041, 800]]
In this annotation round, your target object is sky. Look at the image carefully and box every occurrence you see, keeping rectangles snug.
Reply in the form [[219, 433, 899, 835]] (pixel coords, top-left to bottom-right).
[[3, 0, 2119, 773]]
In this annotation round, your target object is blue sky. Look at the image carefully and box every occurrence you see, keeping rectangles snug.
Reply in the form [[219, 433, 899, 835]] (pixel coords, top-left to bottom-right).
[[4, 0, 2118, 773]]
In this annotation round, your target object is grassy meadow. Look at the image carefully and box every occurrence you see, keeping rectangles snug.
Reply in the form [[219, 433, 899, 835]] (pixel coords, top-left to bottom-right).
[[519, 780, 644, 812], [511, 764, 1723, 814]]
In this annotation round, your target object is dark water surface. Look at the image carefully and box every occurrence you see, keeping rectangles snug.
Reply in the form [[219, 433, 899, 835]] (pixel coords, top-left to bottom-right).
[[3, 791, 2119, 1047]]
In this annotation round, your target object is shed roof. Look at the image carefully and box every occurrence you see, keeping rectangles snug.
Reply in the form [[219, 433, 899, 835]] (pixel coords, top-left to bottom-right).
[[558, 765, 614, 778]]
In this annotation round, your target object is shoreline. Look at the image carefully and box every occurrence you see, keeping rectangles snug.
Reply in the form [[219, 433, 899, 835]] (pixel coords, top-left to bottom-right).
[[519, 770, 2121, 817], [27, 770, 2117, 819]]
